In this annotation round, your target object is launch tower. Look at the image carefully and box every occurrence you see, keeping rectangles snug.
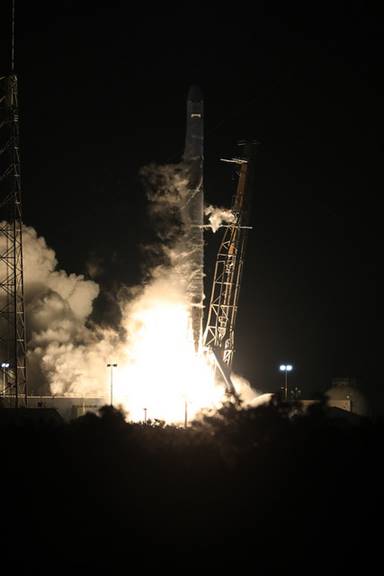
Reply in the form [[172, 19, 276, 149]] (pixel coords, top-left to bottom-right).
[[203, 141, 257, 396], [0, 0, 27, 406]]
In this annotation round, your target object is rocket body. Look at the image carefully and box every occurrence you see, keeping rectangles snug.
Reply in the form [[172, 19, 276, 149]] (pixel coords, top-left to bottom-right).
[[182, 86, 204, 351]]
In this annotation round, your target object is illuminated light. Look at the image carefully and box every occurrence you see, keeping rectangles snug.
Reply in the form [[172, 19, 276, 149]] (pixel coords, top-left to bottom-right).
[[279, 364, 293, 372]]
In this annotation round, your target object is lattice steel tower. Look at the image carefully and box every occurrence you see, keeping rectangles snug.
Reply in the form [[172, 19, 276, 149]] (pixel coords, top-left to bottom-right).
[[0, 0, 27, 406], [203, 141, 257, 396]]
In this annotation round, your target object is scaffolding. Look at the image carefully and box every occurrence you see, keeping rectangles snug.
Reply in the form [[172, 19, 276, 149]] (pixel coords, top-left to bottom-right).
[[0, 2, 27, 407], [203, 141, 257, 397]]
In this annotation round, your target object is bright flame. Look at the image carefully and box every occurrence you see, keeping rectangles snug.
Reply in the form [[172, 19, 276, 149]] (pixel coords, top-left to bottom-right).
[[113, 290, 224, 424]]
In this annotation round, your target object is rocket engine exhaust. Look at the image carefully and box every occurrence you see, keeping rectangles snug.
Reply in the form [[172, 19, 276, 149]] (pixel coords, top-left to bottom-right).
[[182, 85, 204, 352]]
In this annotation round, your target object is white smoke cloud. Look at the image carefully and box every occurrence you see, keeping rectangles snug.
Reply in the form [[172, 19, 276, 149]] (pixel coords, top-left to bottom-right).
[[204, 204, 235, 233], [231, 373, 271, 407], [23, 227, 99, 321], [19, 225, 118, 397]]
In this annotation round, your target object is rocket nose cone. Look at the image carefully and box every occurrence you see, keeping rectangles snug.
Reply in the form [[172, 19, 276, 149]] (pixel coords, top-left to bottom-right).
[[188, 84, 203, 102]]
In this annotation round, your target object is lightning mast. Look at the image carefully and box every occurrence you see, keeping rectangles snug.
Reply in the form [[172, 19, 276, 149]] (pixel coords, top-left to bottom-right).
[[0, 0, 27, 406], [203, 141, 257, 397]]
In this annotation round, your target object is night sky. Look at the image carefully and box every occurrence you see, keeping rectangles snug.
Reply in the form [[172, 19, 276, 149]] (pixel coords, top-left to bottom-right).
[[0, 3, 379, 409]]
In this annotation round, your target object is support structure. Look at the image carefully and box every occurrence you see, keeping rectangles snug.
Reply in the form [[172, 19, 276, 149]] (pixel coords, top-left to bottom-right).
[[203, 141, 257, 397], [0, 70, 27, 407]]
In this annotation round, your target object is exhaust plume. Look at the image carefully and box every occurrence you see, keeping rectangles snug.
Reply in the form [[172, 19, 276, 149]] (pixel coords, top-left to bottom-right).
[[1, 157, 261, 422]]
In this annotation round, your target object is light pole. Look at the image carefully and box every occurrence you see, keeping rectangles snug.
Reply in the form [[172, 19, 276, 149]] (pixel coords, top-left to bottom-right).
[[184, 399, 188, 428], [279, 364, 293, 401], [1, 362, 9, 396], [107, 363, 117, 405]]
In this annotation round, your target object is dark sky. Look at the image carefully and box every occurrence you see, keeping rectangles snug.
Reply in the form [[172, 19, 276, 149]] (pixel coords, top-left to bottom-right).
[[0, 2, 379, 409]]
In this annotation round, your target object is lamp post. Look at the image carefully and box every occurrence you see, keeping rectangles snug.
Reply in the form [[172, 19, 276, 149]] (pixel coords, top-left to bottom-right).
[[1, 362, 10, 396], [107, 363, 117, 405], [184, 399, 188, 429], [279, 364, 293, 401]]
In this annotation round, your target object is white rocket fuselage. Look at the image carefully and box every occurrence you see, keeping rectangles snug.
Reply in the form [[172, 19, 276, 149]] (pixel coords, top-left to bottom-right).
[[182, 86, 204, 352]]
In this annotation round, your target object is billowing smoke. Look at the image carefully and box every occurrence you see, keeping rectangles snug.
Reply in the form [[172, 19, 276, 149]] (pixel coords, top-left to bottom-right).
[[22, 225, 118, 397], [204, 204, 235, 232], [1, 160, 261, 420], [231, 373, 270, 408]]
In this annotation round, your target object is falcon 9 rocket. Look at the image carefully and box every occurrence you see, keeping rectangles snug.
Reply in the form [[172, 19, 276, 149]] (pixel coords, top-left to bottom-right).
[[182, 86, 204, 352]]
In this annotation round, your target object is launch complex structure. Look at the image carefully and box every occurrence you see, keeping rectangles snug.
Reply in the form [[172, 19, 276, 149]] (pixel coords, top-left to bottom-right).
[[0, 0, 27, 407], [0, 2, 257, 408]]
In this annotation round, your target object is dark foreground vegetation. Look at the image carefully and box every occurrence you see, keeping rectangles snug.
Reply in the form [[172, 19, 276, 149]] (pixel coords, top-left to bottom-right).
[[1, 399, 383, 570]]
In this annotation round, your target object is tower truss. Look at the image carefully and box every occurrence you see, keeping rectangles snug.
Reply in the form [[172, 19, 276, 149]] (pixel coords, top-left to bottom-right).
[[0, 73, 27, 406], [203, 141, 257, 396]]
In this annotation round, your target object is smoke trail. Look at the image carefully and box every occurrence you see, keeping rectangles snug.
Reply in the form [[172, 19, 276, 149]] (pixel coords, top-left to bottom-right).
[[140, 163, 202, 306], [204, 204, 235, 233]]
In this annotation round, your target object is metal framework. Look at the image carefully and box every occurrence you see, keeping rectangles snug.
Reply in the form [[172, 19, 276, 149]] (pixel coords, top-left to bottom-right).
[[203, 142, 257, 396], [0, 72, 27, 407]]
